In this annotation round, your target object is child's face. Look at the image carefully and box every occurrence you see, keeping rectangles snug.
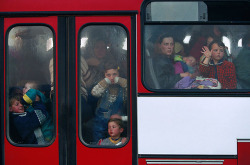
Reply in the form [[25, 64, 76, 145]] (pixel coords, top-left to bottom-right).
[[108, 121, 123, 139], [184, 56, 196, 67], [211, 43, 224, 62], [9, 100, 24, 113], [23, 83, 32, 95], [105, 69, 119, 84]]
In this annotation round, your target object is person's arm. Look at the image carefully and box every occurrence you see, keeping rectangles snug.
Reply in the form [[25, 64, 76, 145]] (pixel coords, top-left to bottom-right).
[[200, 46, 212, 65], [12, 104, 48, 140], [91, 78, 110, 97], [199, 47, 212, 77], [114, 77, 127, 88], [154, 58, 182, 89]]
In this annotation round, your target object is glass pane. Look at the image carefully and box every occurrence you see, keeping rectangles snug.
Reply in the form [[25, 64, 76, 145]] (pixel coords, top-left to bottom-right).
[[79, 25, 128, 146], [146, 2, 207, 21], [143, 25, 250, 90], [7, 26, 55, 145]]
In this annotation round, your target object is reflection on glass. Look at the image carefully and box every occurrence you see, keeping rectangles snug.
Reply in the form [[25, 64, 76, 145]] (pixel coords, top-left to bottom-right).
[[146, 2, 207, 21], [7, 26, 55, 145], [79, 25, 128, 146], [144, 25, 250, 90]]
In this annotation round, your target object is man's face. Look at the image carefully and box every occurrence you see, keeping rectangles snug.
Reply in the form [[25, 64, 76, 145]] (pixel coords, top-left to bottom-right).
[[160, 37, 174, 56]]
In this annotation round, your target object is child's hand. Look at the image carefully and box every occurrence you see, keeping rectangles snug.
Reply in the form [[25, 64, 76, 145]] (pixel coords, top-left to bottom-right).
[[104, 78, 111, 84], [201, 46, 211, 59], [180, 72, 192, 78], [121, 137, 127, 144], [114, 77, 120, 84], [35, 95, 41, 101], [114, 77, 127, 87]]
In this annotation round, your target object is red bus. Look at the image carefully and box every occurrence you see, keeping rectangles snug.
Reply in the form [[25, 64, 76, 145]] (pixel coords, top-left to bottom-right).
[[1, 0, 250, 165]]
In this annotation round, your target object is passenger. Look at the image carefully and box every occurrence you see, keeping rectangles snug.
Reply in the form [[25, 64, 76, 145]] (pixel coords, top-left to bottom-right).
[[98, 118, 127, 146], [174, 42, 186, 57], [152, 33, 191, 89], [23, 81, 52, 115], [174, 55, 197, 74], [9, 87, 23, 98], [9, 94, 51, 144], [84, 39, 113, 90], [22, 82, 54, 142], [199, 40, 237, 89], [234, 33, 250, 89], [91, 61, 127, 142], [189, 25, 223, 61]]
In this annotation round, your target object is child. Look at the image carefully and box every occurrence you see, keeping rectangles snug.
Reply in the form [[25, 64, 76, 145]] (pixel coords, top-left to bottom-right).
[[22, 81, 54, 142], [98, 118, 126, 146], [9, 95, 49, 144], [91, 61, 127, 142], [199, 40, 237, 89], [174, 55, 197, 74], [23, 81, 47, 103]]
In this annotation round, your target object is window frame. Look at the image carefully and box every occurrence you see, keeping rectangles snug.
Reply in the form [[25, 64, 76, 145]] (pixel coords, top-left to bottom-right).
[[5, 23, 57, 147], [141, 0, 250, 95], [77, 23, 131, 148]]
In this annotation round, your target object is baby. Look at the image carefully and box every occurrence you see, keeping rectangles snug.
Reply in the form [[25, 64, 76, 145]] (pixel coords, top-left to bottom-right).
[[174, 55, 197, 74]]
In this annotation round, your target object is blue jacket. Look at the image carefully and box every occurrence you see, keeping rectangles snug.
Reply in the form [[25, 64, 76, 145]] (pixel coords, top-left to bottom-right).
[[10, 101, 49, 144]]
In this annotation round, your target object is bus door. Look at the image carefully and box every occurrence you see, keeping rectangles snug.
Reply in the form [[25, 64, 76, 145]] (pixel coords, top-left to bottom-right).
[[3, 17, 59, 165], [75, 15, 137, 165]]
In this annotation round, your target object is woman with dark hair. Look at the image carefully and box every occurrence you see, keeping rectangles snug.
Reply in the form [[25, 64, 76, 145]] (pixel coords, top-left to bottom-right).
[[152, 33, 191, 89]]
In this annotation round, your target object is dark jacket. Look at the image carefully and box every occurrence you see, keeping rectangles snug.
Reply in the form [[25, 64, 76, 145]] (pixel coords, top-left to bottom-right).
[[152, 54, 182, 89], [10, 101, 48, 144], [234, 47, 250, 88]]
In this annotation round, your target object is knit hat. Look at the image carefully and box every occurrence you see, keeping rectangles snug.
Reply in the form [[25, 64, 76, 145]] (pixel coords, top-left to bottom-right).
[[23, 88, 47, 105], [174, 42, 184, 54]]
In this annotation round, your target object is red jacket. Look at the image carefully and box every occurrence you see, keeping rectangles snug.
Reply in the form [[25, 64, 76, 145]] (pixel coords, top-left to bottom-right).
[[199, 61, 237, 89]]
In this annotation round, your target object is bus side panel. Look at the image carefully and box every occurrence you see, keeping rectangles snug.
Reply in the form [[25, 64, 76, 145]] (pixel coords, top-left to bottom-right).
[[238, 141, 250, 165], [138, 158, 237, 165], [4, 17, 59, 165]]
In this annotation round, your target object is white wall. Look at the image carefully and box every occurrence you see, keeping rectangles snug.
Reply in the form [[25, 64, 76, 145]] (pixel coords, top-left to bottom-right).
[[138, 97, 250, 155]]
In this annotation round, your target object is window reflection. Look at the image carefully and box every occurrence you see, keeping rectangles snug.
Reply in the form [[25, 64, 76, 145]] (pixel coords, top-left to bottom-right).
[[7, 26, 55, 145], [144, 25, 250, 90], [79, 25, 128, 146]]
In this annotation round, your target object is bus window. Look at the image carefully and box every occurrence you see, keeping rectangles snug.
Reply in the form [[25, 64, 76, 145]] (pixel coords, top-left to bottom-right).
[[7, 25, 55, 145], [143, 24, 250, 91], [79, 25, 128, 146], [146, 2, 207, 21]]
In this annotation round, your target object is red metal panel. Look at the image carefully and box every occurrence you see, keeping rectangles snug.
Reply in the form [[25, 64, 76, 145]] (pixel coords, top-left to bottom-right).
[[238, 141, 250, 165], [0, 0, 143, 12], [4, 17, 59, 165], [75, 16, 133, 165]]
